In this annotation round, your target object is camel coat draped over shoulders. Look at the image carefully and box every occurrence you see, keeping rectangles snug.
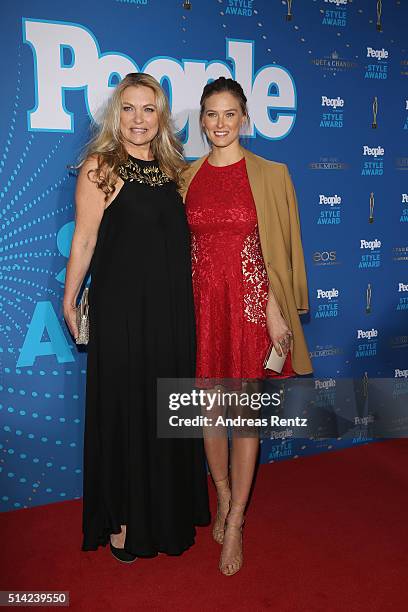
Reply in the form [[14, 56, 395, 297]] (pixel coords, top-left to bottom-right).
[[180, 147, 313, 376]]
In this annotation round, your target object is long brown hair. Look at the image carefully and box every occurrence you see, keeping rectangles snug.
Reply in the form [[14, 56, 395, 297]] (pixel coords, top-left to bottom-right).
[[199, 76, 250, 133], [79, 73, 187, 199]]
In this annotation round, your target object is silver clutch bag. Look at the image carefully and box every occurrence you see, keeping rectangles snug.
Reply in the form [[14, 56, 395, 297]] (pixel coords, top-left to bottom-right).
[[75, 287, 89, 345]]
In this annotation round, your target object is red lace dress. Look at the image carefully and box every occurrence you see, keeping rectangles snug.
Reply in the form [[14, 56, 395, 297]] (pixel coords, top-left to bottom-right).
[[185, 157, 295, 380]]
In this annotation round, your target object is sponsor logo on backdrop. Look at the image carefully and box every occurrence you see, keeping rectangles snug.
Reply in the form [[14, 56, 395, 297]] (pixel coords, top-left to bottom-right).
[[312, 250, 339, 266], [310, 344, 343, 358], [355, 328, 378, 358], [309, 156, 348, 170], [320, 96, 344, 128], [401, 194, 408, 222], [268, 440, 293, 461], [115, 0, 148, 5], [315, 378, 336, 408], [403, 99, 408, 130], [224, 0, 253, 17], [392, 377, 408, 401], [361, 145, 384, 176], [397, 283, 408, 311], [392, 246, 408, 262], [364, 47, 389, 79], [321, 0, 347, 27], [311, 50, 357, 74], [315, 378, 336, 390], [395, 157, 408, 170], [401, 55, 408, 77], [358, 239, 381, 269], [317, 194, 341, 224], [23, 19, 296, 158], [390, 335, 408, 349], [315, 288, 339, 318], [395, 369, 408, 378]]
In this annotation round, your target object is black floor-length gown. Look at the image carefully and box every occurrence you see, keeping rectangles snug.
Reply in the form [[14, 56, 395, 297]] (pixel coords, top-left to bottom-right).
[[81, 155, 210, 557]]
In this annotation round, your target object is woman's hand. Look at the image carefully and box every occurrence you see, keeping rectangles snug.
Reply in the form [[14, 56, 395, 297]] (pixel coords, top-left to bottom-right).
[[266, 312, 292, 357], [63, 301, 79, 342], [266, 288, 293, 357]]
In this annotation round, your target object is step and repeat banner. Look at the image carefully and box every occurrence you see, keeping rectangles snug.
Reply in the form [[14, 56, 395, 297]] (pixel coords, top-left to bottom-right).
[[0, 0, 407, 511]]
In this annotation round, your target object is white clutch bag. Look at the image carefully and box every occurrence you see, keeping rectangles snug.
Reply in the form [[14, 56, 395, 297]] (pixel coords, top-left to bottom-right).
[[263, 342, 286, 373]]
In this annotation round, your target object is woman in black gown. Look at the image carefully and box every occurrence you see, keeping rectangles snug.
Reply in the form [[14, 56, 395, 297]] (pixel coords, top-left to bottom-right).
[[63, 73, 210, 562]]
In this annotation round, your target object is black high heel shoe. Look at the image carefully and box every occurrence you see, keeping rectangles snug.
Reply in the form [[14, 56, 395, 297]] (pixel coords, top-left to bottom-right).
[[109, 540, 137, 563]]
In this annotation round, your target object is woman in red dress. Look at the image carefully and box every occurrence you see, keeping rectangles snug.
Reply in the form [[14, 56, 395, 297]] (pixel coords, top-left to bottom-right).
[[183, 77, 310, 576]]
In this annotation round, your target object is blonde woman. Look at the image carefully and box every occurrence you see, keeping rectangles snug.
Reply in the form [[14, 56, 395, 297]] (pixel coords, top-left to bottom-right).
[[63, 73, 210, 563]]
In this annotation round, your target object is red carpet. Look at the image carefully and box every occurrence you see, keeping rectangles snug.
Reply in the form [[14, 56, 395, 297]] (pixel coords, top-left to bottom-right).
[[1, 440, 408, 611]]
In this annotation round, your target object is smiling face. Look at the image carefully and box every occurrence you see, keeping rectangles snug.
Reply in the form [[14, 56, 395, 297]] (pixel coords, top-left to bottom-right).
[[201, 91, 247, 149], [119, 85, 159, 155]]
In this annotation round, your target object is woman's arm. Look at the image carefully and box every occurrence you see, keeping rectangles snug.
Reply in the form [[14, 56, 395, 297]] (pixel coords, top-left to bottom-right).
[[63, 158, 107, 340]]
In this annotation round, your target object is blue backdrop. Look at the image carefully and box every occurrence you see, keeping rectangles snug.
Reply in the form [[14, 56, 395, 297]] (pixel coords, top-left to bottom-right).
[[1, 0, 407, 511]]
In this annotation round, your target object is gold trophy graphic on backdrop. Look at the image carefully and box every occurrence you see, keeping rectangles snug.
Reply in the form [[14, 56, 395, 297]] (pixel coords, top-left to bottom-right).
[[376, 0, 382, 31], [372, 96, 378, 129], [369, 192, 375, 223], [366, 283, 372, 314], [286, 0, 293, 21], [363, 372, 369, 398]]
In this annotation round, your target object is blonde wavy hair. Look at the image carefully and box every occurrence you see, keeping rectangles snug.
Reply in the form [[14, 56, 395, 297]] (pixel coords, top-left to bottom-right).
[[79, 73, 187, 199]]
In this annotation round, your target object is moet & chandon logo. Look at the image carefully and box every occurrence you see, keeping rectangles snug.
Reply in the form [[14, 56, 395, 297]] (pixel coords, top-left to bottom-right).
[[311, 50, 357, 75]]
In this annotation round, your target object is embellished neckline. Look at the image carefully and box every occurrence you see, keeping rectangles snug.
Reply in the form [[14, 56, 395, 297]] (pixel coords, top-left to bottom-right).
[[118, 156, 170, 187]]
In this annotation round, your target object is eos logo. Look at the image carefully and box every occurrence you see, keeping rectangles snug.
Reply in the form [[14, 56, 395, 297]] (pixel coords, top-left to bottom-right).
[[23, 19, 297, 158], [316, 288, 339, 299], [362, 145, 384, 157], [315, 378, 336, 390], [360, 239, 381, 250], [319, 194, 341, 206], [324, 0, 347, 5], [357, 328, 378, 340], [321, 96, 344, 109], [395, 369, 408, 378], [313, 251, 336, 263], [398, 283, 408, 292], [402, 194, 408, 203], [366, 47, 389, 60]]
